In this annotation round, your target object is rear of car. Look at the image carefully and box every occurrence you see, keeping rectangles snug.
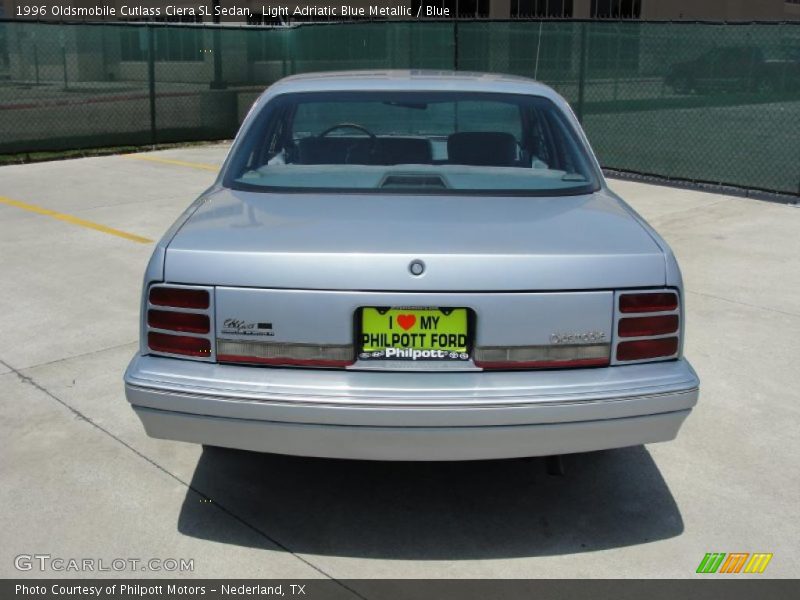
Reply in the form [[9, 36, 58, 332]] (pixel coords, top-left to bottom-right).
[[124, 71, 699, 461]]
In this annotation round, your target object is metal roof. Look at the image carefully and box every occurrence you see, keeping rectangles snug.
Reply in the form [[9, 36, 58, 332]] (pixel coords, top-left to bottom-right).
[[262, 70, 560, 100]]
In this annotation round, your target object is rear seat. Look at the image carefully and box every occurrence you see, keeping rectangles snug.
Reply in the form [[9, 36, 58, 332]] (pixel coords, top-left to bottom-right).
[[296, 137, 361, 164], [296, 136, 432, 165], [372, 137, 433, 165], [447, 131, 518, 166]]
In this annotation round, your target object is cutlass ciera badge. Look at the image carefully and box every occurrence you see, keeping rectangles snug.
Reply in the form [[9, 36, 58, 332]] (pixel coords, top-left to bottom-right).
[[221, 319, 275, 336]]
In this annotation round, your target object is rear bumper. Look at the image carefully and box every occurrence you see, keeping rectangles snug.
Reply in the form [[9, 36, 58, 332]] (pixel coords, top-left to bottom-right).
[[125, 354, 699, 460]]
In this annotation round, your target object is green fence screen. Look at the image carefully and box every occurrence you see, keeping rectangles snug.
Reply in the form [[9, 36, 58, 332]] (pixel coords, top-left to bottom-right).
[[1, 19, 798, 195]]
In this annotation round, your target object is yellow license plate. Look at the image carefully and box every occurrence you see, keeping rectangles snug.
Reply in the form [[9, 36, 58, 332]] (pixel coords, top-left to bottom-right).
[[359, 307, 469, 361]]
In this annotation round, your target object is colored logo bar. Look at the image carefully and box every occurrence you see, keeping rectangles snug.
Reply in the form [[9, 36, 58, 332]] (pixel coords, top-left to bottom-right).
[[697, 553, 773, 574]]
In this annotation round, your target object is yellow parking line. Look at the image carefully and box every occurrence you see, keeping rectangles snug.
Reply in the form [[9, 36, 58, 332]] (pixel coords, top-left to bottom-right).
[[123, 154, 220, 172], [0, 195, 153, 244]]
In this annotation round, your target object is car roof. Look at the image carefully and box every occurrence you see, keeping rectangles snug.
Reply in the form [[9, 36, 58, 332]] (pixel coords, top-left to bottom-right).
[[263, 69, 562, 101]]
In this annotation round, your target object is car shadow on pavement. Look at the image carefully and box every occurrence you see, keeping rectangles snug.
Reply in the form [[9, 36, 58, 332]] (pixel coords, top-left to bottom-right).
[[177, 445, 682, 559]]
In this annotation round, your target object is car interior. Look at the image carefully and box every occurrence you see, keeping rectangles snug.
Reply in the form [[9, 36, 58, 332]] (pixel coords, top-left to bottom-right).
[[289, 130, 528, 167], [230, 94, 598, 192]]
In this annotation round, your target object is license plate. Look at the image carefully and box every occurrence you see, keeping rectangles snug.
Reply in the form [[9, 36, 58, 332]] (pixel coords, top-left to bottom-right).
[[359, 307, 469, 361]]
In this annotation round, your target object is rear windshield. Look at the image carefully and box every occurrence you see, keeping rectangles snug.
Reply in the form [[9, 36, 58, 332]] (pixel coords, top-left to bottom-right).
[[224, 91, 599, 196]]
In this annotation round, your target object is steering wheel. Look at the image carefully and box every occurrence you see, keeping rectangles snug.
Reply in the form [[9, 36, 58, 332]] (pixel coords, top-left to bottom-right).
[[318, 123, 376, 139], [318, 123, 377, 164]]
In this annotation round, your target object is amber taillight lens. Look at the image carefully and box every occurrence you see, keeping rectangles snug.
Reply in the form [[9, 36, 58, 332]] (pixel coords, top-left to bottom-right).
[[216, 340, 354, 368], [474, 344, 610, 370]]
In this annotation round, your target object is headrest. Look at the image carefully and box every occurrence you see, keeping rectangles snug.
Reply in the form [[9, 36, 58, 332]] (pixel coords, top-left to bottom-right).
[[447, 131, 517, 166]]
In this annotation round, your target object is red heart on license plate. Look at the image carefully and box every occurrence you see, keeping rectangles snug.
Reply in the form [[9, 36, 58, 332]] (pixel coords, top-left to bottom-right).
[[396, 314, 416, 330]]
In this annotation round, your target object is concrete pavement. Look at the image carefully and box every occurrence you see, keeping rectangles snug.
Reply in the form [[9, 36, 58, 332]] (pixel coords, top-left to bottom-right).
[[1, 145, 798, 579]]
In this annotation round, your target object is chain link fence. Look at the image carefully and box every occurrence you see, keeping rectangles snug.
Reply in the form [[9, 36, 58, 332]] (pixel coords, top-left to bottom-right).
[[1, 19, 798, 195]]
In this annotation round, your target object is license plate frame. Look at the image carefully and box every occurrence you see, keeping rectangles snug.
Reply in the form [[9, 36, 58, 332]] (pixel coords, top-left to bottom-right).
[[357, 307, 473, 362]]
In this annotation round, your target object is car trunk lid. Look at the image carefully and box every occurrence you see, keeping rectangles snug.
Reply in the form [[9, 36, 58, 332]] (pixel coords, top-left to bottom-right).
[[164, 188, 665, 291]]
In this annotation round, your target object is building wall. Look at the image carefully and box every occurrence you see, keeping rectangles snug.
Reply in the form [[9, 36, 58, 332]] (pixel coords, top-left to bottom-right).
[[573, 0, 593, 18], [642, 0, 799, 21], [474, 0, 799, 19]]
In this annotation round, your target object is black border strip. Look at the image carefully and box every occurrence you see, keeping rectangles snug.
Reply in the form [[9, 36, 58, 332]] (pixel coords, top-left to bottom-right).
[[604, 169, 800, 204], [2, 579, 798, 600], [2, 17, 800, 27]]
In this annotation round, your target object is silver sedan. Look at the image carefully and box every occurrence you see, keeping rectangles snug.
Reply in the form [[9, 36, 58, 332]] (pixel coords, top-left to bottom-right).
[[124, 71, 699, 461]]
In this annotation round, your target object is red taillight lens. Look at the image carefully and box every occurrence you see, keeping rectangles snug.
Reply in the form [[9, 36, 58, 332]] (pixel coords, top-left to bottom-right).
[[218, 355, 354, 368], [616, 337, 678, 361], [475, 357, 610, 370], [149, 287, 209, 309], [148, 309, 210, 334], [148, 332, 211, 357], [619, 292, 678, 313], [618, 315, 679, 338]]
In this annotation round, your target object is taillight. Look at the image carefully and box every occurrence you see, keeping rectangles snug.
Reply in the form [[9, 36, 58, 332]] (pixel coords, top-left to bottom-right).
[[619, 292, 678, 313], [618, 315, 678, 337], [149, 287, 209, 309], [615, 290, 680, 363], [146, 284, 213, 360], [148, 310, 209, 334], [217, 340, 354, 368], [148, 332, 211, 357], [475, 344, 610, 370], [617, 337, 679, 362]]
